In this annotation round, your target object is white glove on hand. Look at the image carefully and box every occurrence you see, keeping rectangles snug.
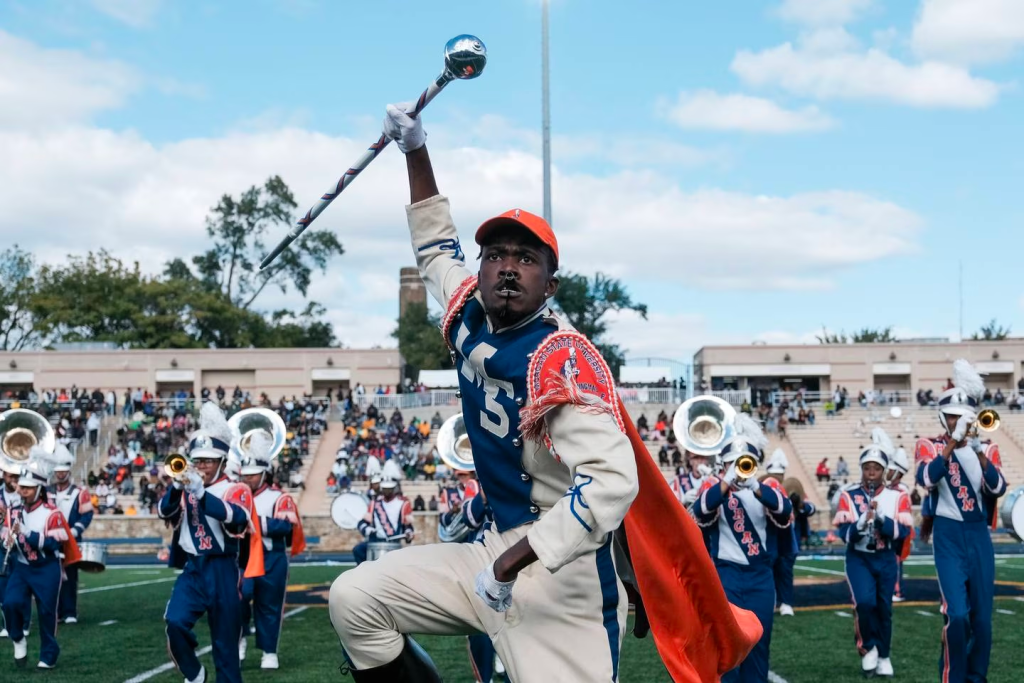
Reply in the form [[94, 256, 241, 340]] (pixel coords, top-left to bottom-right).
[[475, 563, 515, 613], [682, 488, 700, 506], [968, 435, 983, 453], [404, 529, 415, 542], [722, 463, 739, 486], [185, 472, 205, 499], [856, 512, 869, 532], [697, 464, 714, 478], [383, 103, 426, 154], [739, 476, 759, 491], [951, 413, 974, 442]]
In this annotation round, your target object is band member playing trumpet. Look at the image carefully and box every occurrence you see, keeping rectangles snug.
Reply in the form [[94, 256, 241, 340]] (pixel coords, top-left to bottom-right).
[[238, 433, 305, 671], [833, 428, 912, 677], [160, 403, 262, 683], [2, 447, 80, 669], [353, 477, 413, 565], [762, 449, 798, 618], [47, 445, 93, 624], [692, 414, 792, 682], [670, 447, 715, 509], [917, 360, 1006, 683], [1, 458, 30, 639]]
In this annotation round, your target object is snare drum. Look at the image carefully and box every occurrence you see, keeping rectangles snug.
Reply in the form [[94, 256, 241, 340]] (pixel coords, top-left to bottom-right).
[[331, 492, 369, 531], [77, 541, 108, 573], [367, 541, 402, 562], [1000, 485, 1024, 542]]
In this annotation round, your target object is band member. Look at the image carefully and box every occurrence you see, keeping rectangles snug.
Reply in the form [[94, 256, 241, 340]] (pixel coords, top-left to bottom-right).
[[670, 446, 715, 508], [1, 459, 30, 639], [763, 449, 797, 617], [1, 448, 81, 669], [917, 360, 1006, 683], [352, 477, 413, 565], [885, 447, 912, 602], [329, 101, 760, 683], [833, 428, 912, 677], [692, 415, 793, 682], [47, 444, 93, 624], [238, 434, 305, 670], [160, 403, 263, 683]]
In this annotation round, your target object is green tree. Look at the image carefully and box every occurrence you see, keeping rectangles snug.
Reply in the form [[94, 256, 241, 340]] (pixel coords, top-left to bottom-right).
[[815, 327, 849, 344], [0, 245, 40, 350], [392, 302, 453, 379], [264, 302, 336, 347], [191, 175, 344, 309], [816, 326, 896, 343], [552, 272, 648, 376], [971, 319, 1011, 341]]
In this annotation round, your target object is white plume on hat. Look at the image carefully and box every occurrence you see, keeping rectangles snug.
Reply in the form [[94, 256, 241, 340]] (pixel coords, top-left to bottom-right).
[[871, 427, 894, 457], [19, 444, 62, 486], [240, 431, 274, 475], [952, 358, 985, 399], [766, 448, 788, 474], [733, 413, 769, 453], [199, 402, 233, 444], [52, 443, 75, 472]]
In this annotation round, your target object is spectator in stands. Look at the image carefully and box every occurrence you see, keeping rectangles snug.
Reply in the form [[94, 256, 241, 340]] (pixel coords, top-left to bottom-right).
[[96, 480, 111, 512], [430, 412, 444, 430], [413, 494, 426, 512], [658, 446, 670, 468], [1010, 394, 1022, 412], [994, 388, 1005, 405], [740, 399, 752, 415], [816, 458, 830, 483], [983, 388, 993, 406], [807, 408, 816, 426], [778, 411, 788, 440], [86, 410, 101, 446], [1019, 377, 1024, 394], [427, 495, 438, 511], [836, 456, 850, 482]]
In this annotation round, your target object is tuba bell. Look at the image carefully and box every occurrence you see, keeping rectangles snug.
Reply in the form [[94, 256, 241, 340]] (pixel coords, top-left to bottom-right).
[[672, 395, 737, 458], [0, 408, 55, 473], [436, 413, 475, 473], [227, 408, 287, 466]]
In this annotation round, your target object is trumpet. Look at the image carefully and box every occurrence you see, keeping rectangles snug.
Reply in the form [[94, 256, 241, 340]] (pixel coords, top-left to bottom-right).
[[164, 453, 194, 483], [735, 454, 759, 480], [977, 408, 1000, 432]]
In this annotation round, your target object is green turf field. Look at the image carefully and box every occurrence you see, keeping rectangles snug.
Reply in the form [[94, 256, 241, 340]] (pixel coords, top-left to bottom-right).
[[3, 557, 1023, 682]]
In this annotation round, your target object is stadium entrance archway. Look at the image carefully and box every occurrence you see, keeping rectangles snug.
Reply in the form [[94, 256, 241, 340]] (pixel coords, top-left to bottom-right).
[[311, 367, 350, 399], [202, 370, 256, 399]]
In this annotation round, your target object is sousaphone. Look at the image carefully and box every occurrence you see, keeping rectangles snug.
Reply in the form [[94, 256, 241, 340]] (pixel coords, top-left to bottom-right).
[[0, 409, 55, 473], [228, 408, 287, 466]]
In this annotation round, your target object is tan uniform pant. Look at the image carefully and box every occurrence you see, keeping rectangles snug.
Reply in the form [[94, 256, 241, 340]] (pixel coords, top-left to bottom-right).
[[329, 525, 627, 682]]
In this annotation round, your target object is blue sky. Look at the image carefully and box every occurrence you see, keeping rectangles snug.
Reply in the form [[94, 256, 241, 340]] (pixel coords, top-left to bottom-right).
[[2, 0, 1022, 360]]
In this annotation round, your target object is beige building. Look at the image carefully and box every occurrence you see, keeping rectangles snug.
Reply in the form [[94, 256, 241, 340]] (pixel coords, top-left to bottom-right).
[[695, 340, 1024, 398], [0, 347, 401, 398]]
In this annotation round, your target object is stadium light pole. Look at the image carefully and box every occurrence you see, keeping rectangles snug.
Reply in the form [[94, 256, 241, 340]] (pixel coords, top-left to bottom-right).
[[542, 0, 552, 226]]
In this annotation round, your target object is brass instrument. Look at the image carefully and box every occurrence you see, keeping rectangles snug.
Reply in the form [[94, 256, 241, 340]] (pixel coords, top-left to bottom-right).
[[672, 395, 737, 457], [735, 454, 759, 480], [436, 413, 475, 473], [0, 409, 55, 474], [163, 453, 193, 482], [228, 408, 286, 468], [977, 408, 1000, 433]]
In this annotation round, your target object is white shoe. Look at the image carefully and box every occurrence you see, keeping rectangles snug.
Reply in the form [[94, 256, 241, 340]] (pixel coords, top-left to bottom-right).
[[261, 652, 279, 669], [862, 646, 878, 673], [64, 616, 78, 624], [238, 637, 247, 661], [0, 628, 7, 638], [185, 665, 206, 683], [14, 636, 27, 662], [38, 661, 55, 669], [876, 657, 893, 677], [780, 603, 795, 617], [892, 594, 905, 603]]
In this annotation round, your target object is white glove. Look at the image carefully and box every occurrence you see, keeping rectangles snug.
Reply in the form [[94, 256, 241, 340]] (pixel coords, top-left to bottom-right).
[[739, 476, 759, 491], [681, 488, 700, 506], [951, 413, 974, 442], [697, 464, 714, 478], [172, 480, 184, 491], [968, 435, 983, 453], [722, 463, 738, 486], [185, 472, 205, 499], [404, 528, 415, 542], [855, 512, 869, 532], [383, 103, 426, 154], [475, 563, 515, 613]]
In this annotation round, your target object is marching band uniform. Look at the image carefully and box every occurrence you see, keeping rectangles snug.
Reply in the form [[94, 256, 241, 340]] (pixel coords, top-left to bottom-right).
[[48, 448, 93, 624], [885, 447, 912, 603], [692, 415, 792, 683], [0, 462, 31, 639], [833, 429, 912, 677], [916, 360, 1006, 683], [352, 478, 413, 565], [160, 403, 263, 683], [2, 450, 81, 669], [763, 449, 798, 617], [238, 437, 306, 671]]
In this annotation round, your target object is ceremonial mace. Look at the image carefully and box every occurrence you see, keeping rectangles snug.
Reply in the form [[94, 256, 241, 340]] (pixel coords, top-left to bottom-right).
[[260, 35, 488, 271]]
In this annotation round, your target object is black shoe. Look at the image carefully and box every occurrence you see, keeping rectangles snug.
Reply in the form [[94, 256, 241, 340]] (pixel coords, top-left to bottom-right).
[[346, 637, 443, 682]]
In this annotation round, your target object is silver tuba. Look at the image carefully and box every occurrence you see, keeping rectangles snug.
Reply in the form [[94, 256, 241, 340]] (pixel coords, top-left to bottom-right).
[[0, 408, 55, 474], [436, 413, 474, 473], [672, 395, 737, 458], [228, 408, 287, 467]]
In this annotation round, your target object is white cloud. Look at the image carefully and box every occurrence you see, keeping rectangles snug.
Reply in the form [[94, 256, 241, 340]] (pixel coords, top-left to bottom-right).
[[0, 30, 140, 129], [732, 38, 1000, 108], [90, 0, 163, 28], [663, 90, 836, 133], [777, 0, 874, 27], [912, 0, 1024, 65]]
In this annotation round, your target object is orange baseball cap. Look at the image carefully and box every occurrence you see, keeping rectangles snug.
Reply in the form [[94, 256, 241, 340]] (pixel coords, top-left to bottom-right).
[[475, 208, 559, 267]]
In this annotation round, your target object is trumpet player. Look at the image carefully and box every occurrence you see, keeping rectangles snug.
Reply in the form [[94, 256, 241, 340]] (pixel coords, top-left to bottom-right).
[[160, 403, 253, 683], [2, 448, 81, 670], [670, 447, 715, 509], [238, 433, 305, 671], [917, 360, 1006, 683], [692, 414, 792, 682], [48, 444, 93, 624], [833, 428, 912, 677], [1, 459, 31, 640]]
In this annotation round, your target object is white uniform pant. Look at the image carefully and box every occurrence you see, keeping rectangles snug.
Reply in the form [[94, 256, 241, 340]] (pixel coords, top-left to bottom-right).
[[329, 525, 627, 682]]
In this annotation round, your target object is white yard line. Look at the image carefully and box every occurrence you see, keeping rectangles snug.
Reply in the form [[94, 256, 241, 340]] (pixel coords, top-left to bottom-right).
[[124, 606, 309, 683], [99, 620, 118, 626], [915, 610, 937, 617], [835, 611, 853, 618], [996, 609, 1016, 615], [794, 564, 847, 577], [80, 577, 178, 594], [767, 671, 790, 683]]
